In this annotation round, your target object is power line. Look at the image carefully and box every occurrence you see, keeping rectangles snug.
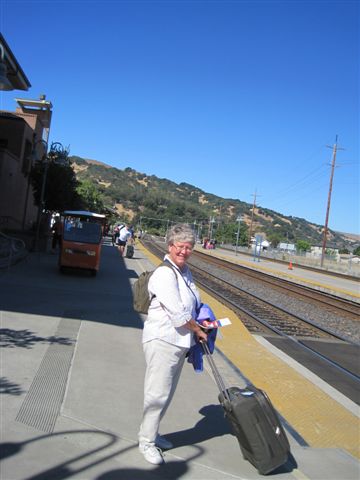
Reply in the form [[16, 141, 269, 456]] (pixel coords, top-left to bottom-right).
[[266, 176, 330, 214], [263, 164, 329, 206]]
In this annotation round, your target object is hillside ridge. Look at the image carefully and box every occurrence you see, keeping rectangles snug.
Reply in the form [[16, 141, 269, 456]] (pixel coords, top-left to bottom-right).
[[71, 156, 357, 250]]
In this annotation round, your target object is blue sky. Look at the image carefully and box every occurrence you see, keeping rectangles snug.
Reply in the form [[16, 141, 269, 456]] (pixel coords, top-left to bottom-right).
[[1, 0, 359, 234]]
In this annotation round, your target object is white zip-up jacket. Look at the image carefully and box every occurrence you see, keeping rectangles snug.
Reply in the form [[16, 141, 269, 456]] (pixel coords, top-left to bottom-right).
[[142, 255, 200, 348]]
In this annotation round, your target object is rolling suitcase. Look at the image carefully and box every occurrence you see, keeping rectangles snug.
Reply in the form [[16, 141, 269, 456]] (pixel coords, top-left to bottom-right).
[[202, 343, 290, 475], [125, 245, 134, 258]]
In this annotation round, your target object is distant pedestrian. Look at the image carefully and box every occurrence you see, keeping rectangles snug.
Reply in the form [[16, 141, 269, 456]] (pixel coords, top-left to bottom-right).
[[117, 224, 133, 256], [51, 216, 62, 252], [112, 224, 125, 246]]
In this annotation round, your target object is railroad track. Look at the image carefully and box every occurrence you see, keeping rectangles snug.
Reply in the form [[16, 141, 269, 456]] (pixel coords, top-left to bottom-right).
[[141, 237, 360, 403], [189, 265, 346, 340], [193, 250, 360, 319], [142, 237, 359, 339]]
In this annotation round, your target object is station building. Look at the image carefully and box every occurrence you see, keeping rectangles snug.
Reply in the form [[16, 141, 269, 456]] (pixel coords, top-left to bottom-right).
[[0, 33, 53, 235]]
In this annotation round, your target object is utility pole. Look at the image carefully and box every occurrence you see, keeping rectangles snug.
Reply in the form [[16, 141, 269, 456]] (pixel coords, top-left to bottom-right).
[[320, 135, 343, 267], [235, 215, 243, 255], [198, 221, 202, 241], [247, 190, 257, 248]]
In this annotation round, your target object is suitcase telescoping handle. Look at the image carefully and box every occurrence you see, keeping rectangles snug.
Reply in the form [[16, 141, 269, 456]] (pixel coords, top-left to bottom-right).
[[200, 341, 231, 404]]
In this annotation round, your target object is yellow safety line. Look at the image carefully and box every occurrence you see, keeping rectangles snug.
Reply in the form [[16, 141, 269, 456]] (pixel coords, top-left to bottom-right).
[[205, 292, 359, 459], [137, 242, 360, 460]]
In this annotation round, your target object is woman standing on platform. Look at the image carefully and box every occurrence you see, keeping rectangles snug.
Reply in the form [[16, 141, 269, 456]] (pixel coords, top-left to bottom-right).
[[138, 223, 207, 465]]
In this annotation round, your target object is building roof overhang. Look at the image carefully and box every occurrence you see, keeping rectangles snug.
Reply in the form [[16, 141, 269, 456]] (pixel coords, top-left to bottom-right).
[[16, 98, 53, 110], [0, 33, 31, 91]]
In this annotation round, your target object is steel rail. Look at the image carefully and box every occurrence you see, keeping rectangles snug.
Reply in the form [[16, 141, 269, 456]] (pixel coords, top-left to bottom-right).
[[193, 250, 360, 317], [190, 261, 353, 342], [194, 274, 360, 383], [141, 238, 359, 380], [142, 237, 355, 341]]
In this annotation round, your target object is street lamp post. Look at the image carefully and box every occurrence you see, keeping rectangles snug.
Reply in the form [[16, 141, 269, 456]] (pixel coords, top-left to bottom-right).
[[197, 222, 202, 242], [193, 220, 197, 242], [253, 234, 263, 263], [208, 216, 215, 240], [33, 142, 69, 251], [33, 139, 49, 252]]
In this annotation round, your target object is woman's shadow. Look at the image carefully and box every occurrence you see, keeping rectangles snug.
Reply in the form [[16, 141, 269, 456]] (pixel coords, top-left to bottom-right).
[[164, 403, 232, 448]]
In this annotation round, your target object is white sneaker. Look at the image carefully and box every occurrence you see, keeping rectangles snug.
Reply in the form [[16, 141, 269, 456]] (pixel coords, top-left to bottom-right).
[[139, 443, 164, 465], [156, 434, 173, 450]]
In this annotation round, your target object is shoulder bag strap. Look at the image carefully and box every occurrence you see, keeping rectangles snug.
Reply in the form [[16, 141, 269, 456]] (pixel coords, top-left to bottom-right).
[[163, 259, 200, 311]]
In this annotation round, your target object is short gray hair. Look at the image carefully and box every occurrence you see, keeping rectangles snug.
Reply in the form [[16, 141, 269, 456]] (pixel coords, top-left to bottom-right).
[[166, 223, 195, 247]]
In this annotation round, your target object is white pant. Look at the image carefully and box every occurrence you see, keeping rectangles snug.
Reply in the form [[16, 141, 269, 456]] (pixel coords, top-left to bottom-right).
[[138, 339, 188, 445]]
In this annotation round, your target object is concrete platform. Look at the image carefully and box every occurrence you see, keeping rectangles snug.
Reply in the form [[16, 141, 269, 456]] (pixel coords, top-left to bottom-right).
[[0, 238, 359, 480]]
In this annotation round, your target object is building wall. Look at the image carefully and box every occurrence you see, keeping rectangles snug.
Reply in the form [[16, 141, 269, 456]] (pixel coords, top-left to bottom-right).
[[309, 245, 340, 261], [15, 107, 51, 142], [0, 110, 47, 231]]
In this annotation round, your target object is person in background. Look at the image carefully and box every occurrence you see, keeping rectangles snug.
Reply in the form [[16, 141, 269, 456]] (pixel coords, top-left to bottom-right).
[[112, 224, 122, 246], [117, 224, 133, 256], [51, 216, 62, 252], [138, 223, 207, 465]]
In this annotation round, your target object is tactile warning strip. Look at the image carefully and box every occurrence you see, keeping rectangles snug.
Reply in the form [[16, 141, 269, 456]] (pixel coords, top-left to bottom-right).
[[15, 315, 81, 433]]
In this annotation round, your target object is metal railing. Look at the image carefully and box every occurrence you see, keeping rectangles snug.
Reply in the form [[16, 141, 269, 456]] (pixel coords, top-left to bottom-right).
[[207, 243, 360, 278], [0, 231, 28, 269], [0, 215, 23, 228]]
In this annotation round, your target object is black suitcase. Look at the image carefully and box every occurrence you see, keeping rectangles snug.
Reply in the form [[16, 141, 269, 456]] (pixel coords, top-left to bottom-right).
[[125, 245, 134, 258], [202, 343, 290, 475]]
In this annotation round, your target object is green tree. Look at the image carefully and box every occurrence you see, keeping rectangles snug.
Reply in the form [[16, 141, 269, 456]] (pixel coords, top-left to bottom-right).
[[267, 232, 282, 248], [30, 160, 82, 212], [76, 179, 104, 212], [353, 246, 360, 256], [296, 240, 311, 252], [214, 222, 247, 245]]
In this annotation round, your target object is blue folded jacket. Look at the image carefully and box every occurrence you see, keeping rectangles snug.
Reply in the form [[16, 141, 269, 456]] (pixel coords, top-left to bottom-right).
[[187, 328, 217, 372], [187, 303, 218, 372]]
